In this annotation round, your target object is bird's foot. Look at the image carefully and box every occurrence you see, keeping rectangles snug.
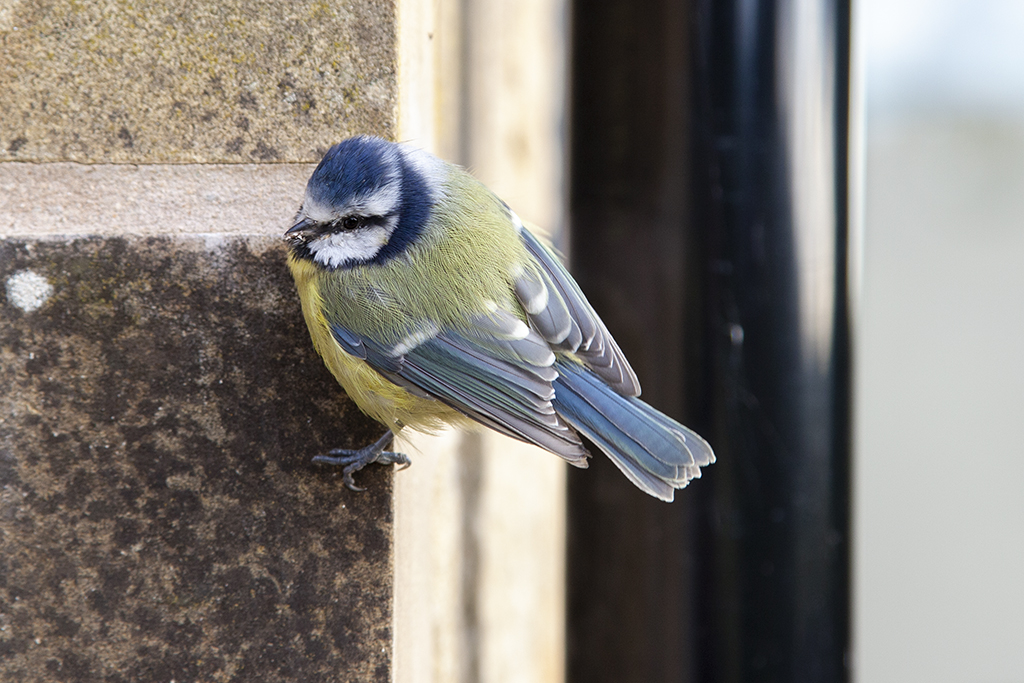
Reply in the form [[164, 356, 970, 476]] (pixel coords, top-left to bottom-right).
[[312, 430, 411, 491]]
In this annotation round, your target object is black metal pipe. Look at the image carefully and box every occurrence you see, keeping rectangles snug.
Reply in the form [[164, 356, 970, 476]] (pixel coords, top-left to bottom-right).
[[567, 0, 851, 681]]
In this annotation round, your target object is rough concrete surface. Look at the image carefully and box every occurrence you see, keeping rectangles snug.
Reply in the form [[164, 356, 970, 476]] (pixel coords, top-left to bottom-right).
[[0, 0, 397, 163], [0, 235, 392, 681]]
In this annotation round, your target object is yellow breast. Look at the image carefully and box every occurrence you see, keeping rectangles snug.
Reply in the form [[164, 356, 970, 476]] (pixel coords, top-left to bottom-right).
[[287, 254, 466, 433]]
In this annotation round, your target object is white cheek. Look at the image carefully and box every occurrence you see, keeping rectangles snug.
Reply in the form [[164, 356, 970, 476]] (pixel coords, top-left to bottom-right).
[[309, 226, 392, 268]]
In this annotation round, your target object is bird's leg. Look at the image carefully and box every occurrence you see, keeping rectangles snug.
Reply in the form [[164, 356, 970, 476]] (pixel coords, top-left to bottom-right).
[[312, 429, 411, 491]]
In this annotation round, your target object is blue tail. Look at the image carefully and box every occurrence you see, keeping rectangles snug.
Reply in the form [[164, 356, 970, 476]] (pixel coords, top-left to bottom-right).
[[553, 361, 715, 501]]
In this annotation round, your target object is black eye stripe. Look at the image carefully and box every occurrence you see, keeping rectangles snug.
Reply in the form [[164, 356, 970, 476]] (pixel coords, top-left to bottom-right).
[[328, 214, 394, 233], [327, 215, 363, 231]]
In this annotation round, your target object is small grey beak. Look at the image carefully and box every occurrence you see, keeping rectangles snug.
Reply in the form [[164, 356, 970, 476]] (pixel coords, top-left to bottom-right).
[[286, 217, 317, 236]]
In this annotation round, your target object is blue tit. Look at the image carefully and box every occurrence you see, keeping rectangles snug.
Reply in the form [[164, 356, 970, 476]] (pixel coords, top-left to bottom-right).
[[284, 135, 715, 501]]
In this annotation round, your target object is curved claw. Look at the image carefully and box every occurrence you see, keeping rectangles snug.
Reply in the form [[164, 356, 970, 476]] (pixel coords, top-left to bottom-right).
[[311, 430, 411, 491], [375, 451, 412, 467]]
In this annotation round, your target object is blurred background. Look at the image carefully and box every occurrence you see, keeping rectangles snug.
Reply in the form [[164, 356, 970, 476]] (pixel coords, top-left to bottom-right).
[[566, 0, 1024, 681], [856, 0, 1024, 681]]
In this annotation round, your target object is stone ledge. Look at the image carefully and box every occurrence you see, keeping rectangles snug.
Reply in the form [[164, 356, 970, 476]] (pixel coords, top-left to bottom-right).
[[0, 163, 314, 237], [0, 234, 391, 681]]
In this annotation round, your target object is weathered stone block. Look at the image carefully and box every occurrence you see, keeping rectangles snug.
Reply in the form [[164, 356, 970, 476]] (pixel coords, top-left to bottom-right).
[[0, 0, 396, 163], [1, 235, 392, 681]]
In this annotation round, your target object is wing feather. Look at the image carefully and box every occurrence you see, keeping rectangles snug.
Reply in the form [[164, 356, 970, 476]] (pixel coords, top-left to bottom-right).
[[328, 319, 589, 466], [513, 219, 642, 397]]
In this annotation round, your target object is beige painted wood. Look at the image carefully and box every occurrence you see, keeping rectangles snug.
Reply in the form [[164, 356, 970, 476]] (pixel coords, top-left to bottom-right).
[[392, 0, 568, 680]]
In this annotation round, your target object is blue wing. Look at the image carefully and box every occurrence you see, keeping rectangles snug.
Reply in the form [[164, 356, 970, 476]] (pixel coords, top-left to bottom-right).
[[328, 309, 589, 466], [510, 217, 715, 501], [552, 361, 715, 501], [509, 215, 641, 397]]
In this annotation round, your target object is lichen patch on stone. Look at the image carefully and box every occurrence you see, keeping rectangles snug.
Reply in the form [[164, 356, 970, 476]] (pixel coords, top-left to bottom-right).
[[5, 269, 53, 312]]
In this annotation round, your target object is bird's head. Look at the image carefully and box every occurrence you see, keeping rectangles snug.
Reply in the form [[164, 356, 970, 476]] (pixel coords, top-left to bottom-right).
[[286, 136, 441, 270]]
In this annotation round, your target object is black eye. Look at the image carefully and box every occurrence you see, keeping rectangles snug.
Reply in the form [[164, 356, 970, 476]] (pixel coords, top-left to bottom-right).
[[341, 215, 362, 231]]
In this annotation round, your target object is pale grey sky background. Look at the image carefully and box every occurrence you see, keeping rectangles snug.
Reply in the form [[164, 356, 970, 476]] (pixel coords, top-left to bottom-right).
[[864, 0, 1024, 112], [856, 1, 1024, 682]]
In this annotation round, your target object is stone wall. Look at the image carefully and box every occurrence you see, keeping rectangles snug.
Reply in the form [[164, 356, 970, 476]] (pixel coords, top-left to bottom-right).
[[1, 1, 397, 679]]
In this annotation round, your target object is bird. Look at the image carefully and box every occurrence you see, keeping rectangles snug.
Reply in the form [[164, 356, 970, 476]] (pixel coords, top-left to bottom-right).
[[284, 135, 714, 501]]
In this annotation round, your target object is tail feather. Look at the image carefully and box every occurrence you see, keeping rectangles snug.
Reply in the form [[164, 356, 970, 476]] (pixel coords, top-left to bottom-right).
[[553, 362, 716, 502]]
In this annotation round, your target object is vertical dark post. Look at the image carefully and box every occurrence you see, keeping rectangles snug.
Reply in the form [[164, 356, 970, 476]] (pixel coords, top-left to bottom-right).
[[567, 0, 702, 681], [693, 0, 852, 680], [567, 0, 851, 681]]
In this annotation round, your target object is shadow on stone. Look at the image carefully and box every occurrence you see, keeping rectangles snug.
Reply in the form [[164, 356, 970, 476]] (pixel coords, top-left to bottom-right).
[[1, 235, 391, 682]]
